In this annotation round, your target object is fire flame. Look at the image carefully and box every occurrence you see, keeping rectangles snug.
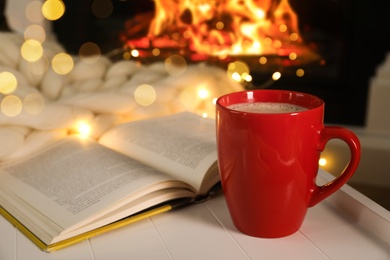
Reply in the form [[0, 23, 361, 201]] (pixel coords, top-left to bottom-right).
[[147, 0, 302, 57]]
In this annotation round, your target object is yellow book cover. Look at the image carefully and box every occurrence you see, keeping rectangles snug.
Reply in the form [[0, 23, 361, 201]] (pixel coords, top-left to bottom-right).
[[1, 203, 176, 252]]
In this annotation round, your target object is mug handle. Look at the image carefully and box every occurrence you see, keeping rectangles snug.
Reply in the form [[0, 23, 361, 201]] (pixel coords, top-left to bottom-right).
[[309, 126, 361, 207]]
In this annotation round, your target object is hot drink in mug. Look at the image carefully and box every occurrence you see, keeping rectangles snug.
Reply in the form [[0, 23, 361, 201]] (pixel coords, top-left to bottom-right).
[[216, 90, 361, 238], [227, 102, 308, 114]]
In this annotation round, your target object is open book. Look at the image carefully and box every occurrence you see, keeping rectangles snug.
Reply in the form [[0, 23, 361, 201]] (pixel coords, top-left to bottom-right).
[[0, 112, 220, 252]]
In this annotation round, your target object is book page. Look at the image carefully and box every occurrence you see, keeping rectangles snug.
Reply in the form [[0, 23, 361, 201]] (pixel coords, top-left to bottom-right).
[[0, 137, 193, 232], [99, 112, 218, 194]]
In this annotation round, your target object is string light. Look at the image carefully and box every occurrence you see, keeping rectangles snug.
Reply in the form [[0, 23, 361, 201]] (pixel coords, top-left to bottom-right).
[[197, 88, 209, 99], [131, 49, 140, 58], [242, 72, 252, 82], [319, 158, 327, 167], [75, 121, 92, 138], [272, 71, 281, 81]]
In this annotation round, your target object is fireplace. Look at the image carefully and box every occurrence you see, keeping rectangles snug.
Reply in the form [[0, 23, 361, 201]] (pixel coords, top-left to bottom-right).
[[52, 0, 390, 126], [122, 0, 319, 65]]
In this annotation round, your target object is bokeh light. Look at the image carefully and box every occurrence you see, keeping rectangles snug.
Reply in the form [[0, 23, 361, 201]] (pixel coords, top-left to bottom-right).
[[254, 8, 265, 19], [91, 0, 114, 19], [263, 37, 272, 46], [79, 42, 101, 63], [180, 86, 200, 109], [197, 88, 209, 100], [231, 72, 242, 82], [52, 53, 74, 75], [26, 1, 45, 23], [23, 93, 45, 115], [75, 121, 92, 137], [0, 72, 18, 94], [259, 56, 267, 64], [319, 158, 327, 167], [165, 55, 187, 76], [42, 0, 65, 21], [273, 40, 282, 49], [21, 39, 43, 62], [296, 69, 305, 77], [131, 49, 140, 58], [134, 84, 156, 106], [216, 21, 224, 30], [1, 95, 23, 117], [227, 60, 250, 83], [172, 32, 180, 41], [122, 51, 131, 60], [24, 24, 46, 43], [241, 72, 252, 82], [290, 33, 299, 41], [182, 30, 191, 39], [272, 71, 282, 81], [279, 24, 287, 32], [152, 48, 160, 56], [27, 57, 49, 76], [289, 52, 297, 60]]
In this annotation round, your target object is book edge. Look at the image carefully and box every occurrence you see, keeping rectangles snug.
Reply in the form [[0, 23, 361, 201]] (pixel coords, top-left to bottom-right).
[[0, 206, 48, 251], [0, 203, 173, 253]]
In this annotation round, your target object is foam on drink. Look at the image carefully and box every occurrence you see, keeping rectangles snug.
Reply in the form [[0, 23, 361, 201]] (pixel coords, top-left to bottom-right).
[[227, 102, 308, 114]]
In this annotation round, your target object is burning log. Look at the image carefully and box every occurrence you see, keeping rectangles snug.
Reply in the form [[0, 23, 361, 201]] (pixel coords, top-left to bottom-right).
[[122, 0, 320, 68]]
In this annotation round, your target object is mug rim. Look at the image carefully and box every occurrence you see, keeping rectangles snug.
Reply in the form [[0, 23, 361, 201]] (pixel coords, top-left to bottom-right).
[[216, 89, 324, 116]]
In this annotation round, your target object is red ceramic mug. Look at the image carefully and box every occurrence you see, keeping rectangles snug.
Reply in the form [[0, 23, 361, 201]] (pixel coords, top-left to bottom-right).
[[216, 89, 361, 238]]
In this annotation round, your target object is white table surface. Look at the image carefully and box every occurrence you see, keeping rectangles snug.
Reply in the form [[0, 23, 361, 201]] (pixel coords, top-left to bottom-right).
[[1, 170, 389, 260]]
